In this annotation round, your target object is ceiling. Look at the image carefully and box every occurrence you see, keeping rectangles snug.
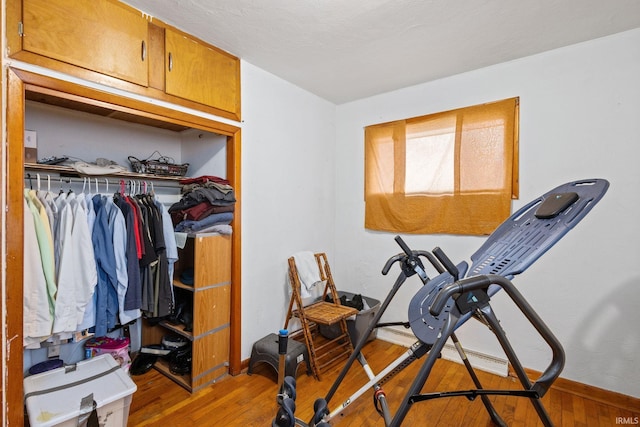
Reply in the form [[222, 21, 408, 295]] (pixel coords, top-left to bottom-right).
[[122, 0, 640, 105]]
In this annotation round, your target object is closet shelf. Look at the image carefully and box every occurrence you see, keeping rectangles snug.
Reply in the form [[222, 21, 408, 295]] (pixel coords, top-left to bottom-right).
[[159, 320, 194, 340], [153, 359, 192, 389], [173, 280, 194, 291], [24, 162, 187, 182]]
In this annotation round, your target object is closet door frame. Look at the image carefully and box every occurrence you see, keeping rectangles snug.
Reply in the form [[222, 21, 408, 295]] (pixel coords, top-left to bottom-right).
[[1, 67, 242, 425]]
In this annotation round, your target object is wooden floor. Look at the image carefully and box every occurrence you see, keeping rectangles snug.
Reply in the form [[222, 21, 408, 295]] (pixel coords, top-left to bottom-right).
[[128, 339, 639, 426]]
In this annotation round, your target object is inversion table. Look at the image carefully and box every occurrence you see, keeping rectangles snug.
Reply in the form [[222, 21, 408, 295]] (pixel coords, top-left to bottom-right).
[[302, 178, 609, 427]]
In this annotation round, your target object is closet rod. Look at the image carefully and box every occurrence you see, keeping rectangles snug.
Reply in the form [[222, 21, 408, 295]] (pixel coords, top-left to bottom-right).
[[24, 173, 181, 190]]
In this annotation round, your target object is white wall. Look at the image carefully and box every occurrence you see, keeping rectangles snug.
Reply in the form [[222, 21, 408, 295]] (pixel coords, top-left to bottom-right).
[[333, 29, 640, 397], [25, 101, 183, 169], [240, 62, 337, 357]]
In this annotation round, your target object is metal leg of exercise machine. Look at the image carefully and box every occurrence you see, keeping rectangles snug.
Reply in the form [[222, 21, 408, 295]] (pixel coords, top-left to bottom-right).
[[389, 274, 565, 427]]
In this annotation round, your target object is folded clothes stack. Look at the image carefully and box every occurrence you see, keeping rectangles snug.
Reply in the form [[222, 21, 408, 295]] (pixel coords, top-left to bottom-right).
[[168, 175, 235, 234]]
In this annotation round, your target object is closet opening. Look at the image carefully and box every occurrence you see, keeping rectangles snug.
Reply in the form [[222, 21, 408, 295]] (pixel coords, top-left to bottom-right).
[[3, 67, 242, 423]]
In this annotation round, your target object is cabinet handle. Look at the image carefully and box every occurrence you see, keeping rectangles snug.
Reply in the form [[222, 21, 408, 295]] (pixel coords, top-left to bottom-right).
[[168, 52, 173, 72], [141, 40, 146, 62]]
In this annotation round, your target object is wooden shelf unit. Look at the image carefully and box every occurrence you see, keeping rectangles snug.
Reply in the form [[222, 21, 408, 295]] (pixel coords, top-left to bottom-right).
[[142, 233, 232, 392]]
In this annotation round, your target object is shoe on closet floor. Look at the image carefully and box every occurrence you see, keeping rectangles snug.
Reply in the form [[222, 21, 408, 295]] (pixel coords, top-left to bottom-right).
[[130, 353, 158, 375]]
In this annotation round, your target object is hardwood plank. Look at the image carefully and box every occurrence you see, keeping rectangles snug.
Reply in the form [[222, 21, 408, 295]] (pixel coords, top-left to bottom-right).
[[598, 402, 616, 426], [560, 390, 575, 427], [547, 388, 564, 426], [583, 395, 602, 427], [571, 393, 588, 425]]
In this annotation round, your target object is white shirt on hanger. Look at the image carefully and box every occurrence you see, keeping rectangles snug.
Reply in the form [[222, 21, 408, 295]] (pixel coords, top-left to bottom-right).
[[23, 198, 53, 348], [52, 193, 98, 336]]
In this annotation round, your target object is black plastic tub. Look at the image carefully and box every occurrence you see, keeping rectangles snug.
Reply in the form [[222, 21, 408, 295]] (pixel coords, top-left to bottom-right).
[[319, 291, 381, 346]]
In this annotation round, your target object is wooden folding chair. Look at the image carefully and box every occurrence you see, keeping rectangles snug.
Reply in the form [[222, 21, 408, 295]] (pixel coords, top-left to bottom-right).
[[284, 253, 358, 380]]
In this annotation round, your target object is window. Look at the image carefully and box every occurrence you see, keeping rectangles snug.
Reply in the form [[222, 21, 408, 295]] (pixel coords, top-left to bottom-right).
[[364, 97, 519, 235]]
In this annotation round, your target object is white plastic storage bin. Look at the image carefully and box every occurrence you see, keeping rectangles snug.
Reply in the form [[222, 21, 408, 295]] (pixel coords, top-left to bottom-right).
[[24, 354, 137, 427]]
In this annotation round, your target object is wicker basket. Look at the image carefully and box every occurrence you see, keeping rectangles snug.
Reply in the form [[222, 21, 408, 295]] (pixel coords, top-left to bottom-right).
[[128, 155, 189, 177]]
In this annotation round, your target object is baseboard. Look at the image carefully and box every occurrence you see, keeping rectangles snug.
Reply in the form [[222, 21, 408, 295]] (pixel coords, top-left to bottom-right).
[[377, 327, 509, 377], [376, 326, 418, 348], [509, 365, 640, 413]]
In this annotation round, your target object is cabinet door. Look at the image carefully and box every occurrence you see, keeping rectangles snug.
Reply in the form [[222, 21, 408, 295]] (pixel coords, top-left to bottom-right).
[[165, 28, 240, 115], [22, 0, 149, 86]]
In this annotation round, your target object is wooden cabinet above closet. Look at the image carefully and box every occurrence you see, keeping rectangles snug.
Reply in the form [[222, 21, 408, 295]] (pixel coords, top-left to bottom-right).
[[165, 28, 240, 118], [7, 0, 241, 121], [19, 0, 149, 86]]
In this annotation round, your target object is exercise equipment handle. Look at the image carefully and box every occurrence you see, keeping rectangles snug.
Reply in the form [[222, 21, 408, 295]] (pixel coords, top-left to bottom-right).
[[429, 276, 492, 316], [394, 236, 429, 283], [432, 247, 459, 281], [395, 235, 412, 256], [382, 254, 404, 275]]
